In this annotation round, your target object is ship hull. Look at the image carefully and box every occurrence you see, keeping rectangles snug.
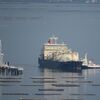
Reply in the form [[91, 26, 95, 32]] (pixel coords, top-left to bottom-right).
[[82, 65, 100, 69], [38, 58, 82, 71]]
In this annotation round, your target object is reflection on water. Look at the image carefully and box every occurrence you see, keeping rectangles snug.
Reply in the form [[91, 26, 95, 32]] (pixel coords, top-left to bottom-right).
[[0, 65, 100, 100], [36, 67, 100, 100], [39, 65, 83, 74]]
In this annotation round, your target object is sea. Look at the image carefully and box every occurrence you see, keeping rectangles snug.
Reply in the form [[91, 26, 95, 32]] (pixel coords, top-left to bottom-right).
[[0, 2, 100, 100], [0, 65, 100, 100]]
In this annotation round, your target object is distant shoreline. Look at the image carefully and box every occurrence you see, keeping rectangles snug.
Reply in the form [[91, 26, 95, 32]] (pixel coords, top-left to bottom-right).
[[0, 1, 100, 4]]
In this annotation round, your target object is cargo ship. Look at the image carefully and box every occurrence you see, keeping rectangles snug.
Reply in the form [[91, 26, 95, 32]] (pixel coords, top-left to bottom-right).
[[38, 35, 83, 70]]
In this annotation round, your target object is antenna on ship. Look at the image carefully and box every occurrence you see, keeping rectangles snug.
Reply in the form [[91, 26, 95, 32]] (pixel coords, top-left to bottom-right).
[[52, 33, 58, 44]]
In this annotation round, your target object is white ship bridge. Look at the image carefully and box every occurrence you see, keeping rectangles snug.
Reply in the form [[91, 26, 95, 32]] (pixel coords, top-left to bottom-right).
[[42, 36, 79, 62]]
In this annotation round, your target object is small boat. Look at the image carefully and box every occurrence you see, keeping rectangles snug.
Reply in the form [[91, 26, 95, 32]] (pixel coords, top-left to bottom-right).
[[86, 60, 100, 69], [82, 53, 100, 69]]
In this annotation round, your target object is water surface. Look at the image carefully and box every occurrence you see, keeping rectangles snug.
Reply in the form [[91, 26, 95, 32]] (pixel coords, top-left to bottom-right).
[[0, 2, 100, 100]]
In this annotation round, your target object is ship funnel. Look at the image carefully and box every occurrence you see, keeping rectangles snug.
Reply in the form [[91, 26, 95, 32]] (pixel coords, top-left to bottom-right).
[[48, 35, 58, 44]]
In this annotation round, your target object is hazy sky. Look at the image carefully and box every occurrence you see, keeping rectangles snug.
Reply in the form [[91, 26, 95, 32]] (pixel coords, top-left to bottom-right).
[[0, 3, 100, 65]]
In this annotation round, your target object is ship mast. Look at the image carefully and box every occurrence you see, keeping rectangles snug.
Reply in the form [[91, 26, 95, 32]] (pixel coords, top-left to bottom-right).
[[0, 40, 2, 53], [83, 53, 88, 65], [0, 40, 3, 65]]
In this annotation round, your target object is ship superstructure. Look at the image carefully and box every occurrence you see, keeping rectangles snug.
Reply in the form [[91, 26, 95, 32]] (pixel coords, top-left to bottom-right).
[[42, 36, 79, 62], [38, 35, 83, 70]]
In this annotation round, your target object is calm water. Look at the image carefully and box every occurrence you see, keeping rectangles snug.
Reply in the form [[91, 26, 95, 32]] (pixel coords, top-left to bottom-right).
[[0, 3, 100, 65], [0, 2, 100, 100], [0, 65, 100, 100]]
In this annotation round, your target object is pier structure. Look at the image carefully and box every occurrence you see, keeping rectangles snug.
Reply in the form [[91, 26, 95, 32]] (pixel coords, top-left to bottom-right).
[[0, 40, 23, 75]]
